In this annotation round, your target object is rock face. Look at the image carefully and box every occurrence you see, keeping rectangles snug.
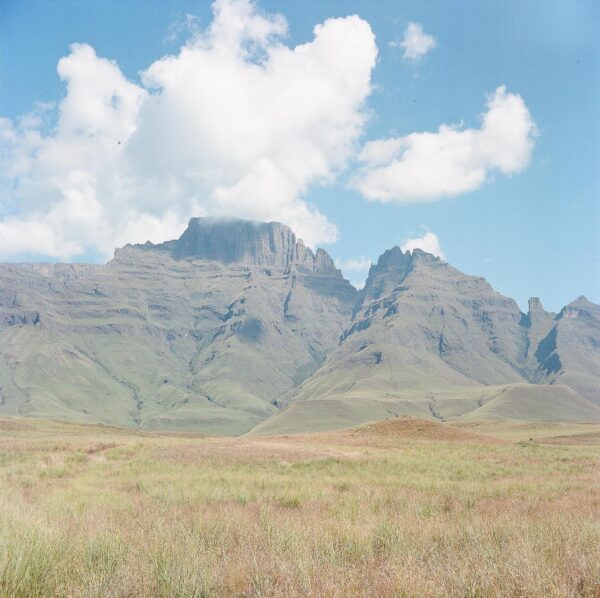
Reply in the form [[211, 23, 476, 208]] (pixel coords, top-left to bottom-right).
[[532, 297, 600, 405], [253, 247, 600, 434], [137, 217, 338, 273], [1, 218, 599, 435], [346, 247, 528, 384]]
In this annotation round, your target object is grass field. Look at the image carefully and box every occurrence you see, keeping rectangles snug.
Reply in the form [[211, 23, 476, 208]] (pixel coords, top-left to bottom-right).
[[1, 416, 599, 597]]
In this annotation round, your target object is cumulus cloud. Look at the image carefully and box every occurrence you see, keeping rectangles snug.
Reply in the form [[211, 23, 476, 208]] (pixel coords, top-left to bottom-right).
[[352, 86, 536, 203], [391, 22, 436, 62], [401, 230, 444, 259], [0, 0, 377, 260]]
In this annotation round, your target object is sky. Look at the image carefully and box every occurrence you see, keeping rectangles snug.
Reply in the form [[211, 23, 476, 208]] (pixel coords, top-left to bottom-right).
[[1, 0, 598, 312]]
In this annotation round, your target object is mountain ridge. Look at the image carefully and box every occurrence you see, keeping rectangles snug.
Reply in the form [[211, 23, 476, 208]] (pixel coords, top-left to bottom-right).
[[1, 217, 599, 435]]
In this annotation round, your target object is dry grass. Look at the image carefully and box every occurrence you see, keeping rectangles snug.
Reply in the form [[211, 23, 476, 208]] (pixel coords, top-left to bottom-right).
[[0, 416, 599, 597]]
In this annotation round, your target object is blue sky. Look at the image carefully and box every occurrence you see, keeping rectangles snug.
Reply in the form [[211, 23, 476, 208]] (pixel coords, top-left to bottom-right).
[[1, 0, 598, 312]]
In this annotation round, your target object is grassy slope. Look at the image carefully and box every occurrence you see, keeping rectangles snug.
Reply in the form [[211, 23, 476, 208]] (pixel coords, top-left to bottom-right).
[[251, 382, 600, 436], [0, 310, 270, 436], [457, 383, 600, 422], [0, 416, 599, 597]]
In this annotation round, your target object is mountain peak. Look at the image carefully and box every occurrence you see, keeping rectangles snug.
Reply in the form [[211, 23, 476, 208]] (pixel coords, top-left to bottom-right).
[[525, 296, 554, 328], [557, 295, 600, 321], [566, 295, 599, 311], [409, 247, 442, 261], [358, 245, 445, 302], [369, 245, 441, 276], [528, 297, 544, 312], [173, 217, 296, 265], [126, 217, 339, 273]]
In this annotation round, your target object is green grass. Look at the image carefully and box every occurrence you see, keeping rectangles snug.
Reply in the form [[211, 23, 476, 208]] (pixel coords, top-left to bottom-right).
[[0, 416, 599, 596]]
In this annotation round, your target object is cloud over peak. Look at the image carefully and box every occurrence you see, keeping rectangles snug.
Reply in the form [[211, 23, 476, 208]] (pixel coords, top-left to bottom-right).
[[0, 0, 377, 259], [401, 231, 444, 259]]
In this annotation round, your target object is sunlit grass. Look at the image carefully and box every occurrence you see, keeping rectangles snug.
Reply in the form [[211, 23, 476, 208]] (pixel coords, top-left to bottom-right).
[[0, 417, 599, 596]]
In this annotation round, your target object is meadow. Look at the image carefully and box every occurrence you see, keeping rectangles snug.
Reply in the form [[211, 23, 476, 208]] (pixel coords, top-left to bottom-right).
[[0, 416, 599, 597]]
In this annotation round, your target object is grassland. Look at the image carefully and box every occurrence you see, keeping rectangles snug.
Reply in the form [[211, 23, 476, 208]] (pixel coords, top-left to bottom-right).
[[1, 416, 599, 597]]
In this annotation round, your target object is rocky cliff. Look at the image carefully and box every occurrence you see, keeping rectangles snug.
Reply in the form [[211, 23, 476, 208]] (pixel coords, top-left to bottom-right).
[[127, 217, 338, 273]]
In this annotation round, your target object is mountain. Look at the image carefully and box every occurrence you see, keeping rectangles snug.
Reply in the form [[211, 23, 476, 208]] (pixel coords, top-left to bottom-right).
[[531, 296, 600, 404], [252, 247, 600, 434], [1, 217, 599, 434], [0, 218, 356, 434]]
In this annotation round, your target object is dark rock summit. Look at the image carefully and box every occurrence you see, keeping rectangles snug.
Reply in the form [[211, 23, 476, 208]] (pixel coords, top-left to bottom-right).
[[526, 297, 553, 323], [126, 217, 339, 274]]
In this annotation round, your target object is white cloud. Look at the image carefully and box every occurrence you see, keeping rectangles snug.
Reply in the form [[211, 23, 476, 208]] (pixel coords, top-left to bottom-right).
[[337, 256, 372, 271], [164, 14, 202, 45], [336, 256, 372, 290], [352, 86, 536, 203], [0, 0, 377, 260], [401, 230, 444, 259], [392, 22, 436, 62]]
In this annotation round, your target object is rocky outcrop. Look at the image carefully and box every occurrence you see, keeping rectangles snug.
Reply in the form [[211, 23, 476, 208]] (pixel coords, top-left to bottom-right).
[[122, 217, 340, 274], [536, 296, 600, 404], [351, 247, 527, 383], [522, 297, 557, 377]]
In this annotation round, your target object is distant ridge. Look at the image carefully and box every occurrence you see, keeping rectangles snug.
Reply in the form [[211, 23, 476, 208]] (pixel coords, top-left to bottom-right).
[[1, 217, 599, 435]]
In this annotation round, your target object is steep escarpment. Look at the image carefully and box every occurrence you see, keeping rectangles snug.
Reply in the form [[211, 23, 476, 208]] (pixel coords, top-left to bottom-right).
[[533, 297, 600, 405], [1, 218, 599, 435], [129, 217, 338, 273]]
